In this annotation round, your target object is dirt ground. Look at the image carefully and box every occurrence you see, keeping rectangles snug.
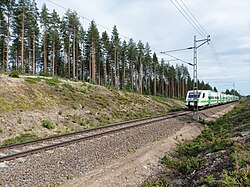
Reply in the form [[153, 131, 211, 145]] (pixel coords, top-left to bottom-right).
[[62, 104, 235, 187]]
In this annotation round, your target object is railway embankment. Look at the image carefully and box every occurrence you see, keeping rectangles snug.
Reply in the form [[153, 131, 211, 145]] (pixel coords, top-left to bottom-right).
[[143, 99, 250, 186], [0, 74, 182, 145]]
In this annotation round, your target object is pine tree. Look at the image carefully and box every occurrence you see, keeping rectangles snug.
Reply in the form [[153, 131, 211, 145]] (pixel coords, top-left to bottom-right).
[[144, 42, 152, 95], [40, 3, 49, 75], [86, 20, 99, 82], [152, 52, 158, 96], [49, 9, 61, 76], [111, 25, 120, 88], [100, 31, 110, 85], [127, 39, 137, 91], [120, 40, 127, 89], [137, 41, 144, 94]]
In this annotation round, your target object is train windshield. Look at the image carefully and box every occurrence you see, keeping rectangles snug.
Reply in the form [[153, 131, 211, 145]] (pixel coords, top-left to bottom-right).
[[188, 92, 201, 98]]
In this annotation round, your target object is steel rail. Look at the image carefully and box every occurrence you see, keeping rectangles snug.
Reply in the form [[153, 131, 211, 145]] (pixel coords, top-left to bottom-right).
[[0, 111, 183, 151], [0, 111, 191, 162]]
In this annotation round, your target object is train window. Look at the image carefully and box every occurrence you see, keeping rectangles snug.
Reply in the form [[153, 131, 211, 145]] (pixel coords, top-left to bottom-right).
[[202, 93, 205, 98], [188, 92, 201, 98]]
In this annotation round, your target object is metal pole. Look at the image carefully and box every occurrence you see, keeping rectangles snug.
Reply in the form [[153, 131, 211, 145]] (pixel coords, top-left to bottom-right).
[[193, 35, 199, 120]]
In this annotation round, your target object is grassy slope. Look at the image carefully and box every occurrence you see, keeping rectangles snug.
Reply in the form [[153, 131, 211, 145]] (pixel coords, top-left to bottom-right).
[[143, 99, 250, 187], [0, 75, 183, 145]]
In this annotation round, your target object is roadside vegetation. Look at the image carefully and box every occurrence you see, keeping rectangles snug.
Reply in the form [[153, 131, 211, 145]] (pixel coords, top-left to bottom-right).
[[143, 99, 250, 186]]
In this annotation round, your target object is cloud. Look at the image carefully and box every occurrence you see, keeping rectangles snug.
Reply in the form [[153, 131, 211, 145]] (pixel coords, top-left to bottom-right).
[[36, 0, 250, 94]]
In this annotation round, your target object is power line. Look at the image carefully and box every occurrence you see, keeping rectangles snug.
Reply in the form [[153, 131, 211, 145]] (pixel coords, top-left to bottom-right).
[[160, 51, 194, 66], [170, 0, 234, 86], [169, 0, 204, 37], [174, 0, 206, 37], [179, 0, 208, 36]]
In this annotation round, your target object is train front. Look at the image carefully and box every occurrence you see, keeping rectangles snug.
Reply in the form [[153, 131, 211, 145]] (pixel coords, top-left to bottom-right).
[[185, 90, 201, 109]]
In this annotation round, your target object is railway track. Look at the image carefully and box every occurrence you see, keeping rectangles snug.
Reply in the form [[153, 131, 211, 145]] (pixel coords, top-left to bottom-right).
[[0, 110, 191, 162]]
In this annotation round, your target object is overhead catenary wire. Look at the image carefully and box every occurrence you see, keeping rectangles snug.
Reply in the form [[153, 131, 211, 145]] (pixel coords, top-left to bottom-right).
[[160, 51, 193, 66], [179, 0, 208, 36], [174, 0, 206, 37], [170, 0, 234, 86], [169, 0, 204, 37]]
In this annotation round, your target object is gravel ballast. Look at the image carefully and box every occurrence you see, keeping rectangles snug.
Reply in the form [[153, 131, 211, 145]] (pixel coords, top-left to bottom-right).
[[0, 103, 236, 186]]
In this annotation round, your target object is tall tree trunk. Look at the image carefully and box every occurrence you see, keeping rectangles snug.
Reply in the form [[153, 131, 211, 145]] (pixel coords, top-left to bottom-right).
[[68, 34, 70, 79], [6, 15, 10, 72], [103, 54, 107, 85], [147, 61, 150, 95], [1, 43, 4, 71], [113, 47, 117, 87], [43, 31, 47, 75], [91, 40, 95, 82], [32, 34, 36, 75], [165, 80, 168, 98], [153, 61, 156, 96], [52, 39, 55, 76], [130, 54, 134, 90], [16, 40, 19, 70], [75, 34, 78, 80], [172, 79, 175, 98], [161, 79, 164, 95], [27, 36, 31, 74], [98, 50, 101, 85], [73, 29, 76, 79], [138, 50, 142, 94], [122, 59, 125, 89], [21, 12, 24, 73]]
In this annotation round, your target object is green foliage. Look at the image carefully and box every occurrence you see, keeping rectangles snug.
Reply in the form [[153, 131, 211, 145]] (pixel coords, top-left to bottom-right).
[[0, 128, 3, 133], [72, 103, 78, 110], [66, 175, 72, 180], [62, 83, 77, 92], [162, 155, 203, 175], [9, 70, 20, 78], [45, 77, 61, 86], [2, 133, 38, 146], [147, 100, 250, 186], [199, 175, 215, 187], [42, 119, 55, 129], [25, 77, 41, 84], [80, 88, 87, 93], [142, 178, 170, 187]]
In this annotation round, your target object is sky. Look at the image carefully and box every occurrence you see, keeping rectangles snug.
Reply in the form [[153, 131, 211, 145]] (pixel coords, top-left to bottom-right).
[[36, 0, 250, 95]]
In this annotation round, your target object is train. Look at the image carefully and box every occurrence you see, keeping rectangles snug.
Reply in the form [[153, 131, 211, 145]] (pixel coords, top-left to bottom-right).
[[185, 90, 239, 109]]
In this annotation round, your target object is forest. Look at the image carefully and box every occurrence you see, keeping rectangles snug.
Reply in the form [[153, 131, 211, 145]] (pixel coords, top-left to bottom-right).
[[0, 0, 216, 99]]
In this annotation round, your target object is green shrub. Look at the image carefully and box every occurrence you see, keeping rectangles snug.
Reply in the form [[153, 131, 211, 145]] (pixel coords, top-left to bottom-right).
[[0, 128, 3, 133], [42, 119, 55, 129], [45, 77, 60, 86], [72, 103, 78, 110], [9, 70, 20, 78], [25, 77, 41, 84], [199, 175, 215, 187], [62, 83, 77, 92]]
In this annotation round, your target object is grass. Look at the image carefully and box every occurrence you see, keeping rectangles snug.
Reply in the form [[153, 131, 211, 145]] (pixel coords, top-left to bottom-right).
[[1, 133, 39, 146], [45, 77, 61, 86], [25, 77, 41, 84], [143, 99, 250, 186]]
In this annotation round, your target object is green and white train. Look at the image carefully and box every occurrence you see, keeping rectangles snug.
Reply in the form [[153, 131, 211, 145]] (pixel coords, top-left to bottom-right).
[[185, 90, 239, 109]]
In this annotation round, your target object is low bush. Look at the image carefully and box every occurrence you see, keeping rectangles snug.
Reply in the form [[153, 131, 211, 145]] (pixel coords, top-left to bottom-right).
[[9, 70, 20, 78], [42, 119, 55, 129]]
